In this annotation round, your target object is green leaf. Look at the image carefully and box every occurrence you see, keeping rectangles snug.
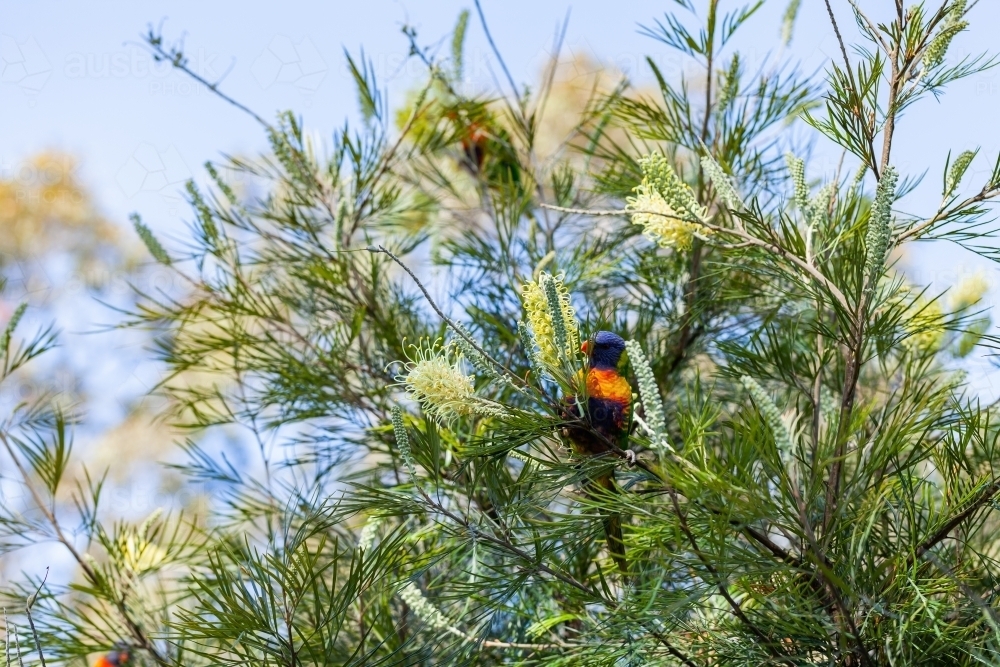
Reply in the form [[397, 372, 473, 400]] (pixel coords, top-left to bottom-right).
[[131, 213, 171, 265], [451, 10, 470, 81]]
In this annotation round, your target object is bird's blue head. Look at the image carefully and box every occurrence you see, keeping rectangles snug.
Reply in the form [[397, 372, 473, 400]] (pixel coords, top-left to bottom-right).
[[583, 330, 626, 370]]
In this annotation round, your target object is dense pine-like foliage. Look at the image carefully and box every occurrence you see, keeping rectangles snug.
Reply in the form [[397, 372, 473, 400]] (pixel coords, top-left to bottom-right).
[[5, 1, 1000, 665]]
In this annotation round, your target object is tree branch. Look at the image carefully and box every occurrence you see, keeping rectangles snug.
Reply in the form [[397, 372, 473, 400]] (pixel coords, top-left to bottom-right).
[[896, 186, 1000, 244], [667, 492, 793, 664], [908, 477, 1000, 570], [538, 203, 851, 314]]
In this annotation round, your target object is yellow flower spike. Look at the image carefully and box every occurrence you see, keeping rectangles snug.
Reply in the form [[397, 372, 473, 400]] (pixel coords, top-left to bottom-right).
[[626, 153, 710, 250], [904, 296, 945, 353], [521, 271, 580, 369]]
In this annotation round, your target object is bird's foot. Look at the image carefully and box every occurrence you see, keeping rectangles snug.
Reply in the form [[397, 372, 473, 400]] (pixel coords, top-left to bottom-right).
[[623, 449, 637, 466]]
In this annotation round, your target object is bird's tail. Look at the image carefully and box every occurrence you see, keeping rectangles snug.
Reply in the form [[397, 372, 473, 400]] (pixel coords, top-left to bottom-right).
[[595, 473, 627, 574], [603, 512, 627, 574]]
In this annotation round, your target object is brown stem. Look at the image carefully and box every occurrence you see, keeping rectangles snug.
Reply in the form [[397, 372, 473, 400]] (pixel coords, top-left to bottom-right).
[[879, 52, 902, 175], [25, 569, 48, 667], [823, 0, 880, 179], [909, 477, 1000, 569], [790, 478, 873, 667], [823, 0, 917, 537], [811, 335, 825, 467], [823, 317, 862, 535], [537, 204, 852, 314]]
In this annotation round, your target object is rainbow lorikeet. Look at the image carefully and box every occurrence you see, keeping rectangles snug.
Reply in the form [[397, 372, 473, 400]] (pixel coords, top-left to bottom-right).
[[93, 645, 130, 667], [457, 119, 488, 172], [445, 110, 521, 188], [563, 330, 632, 573]]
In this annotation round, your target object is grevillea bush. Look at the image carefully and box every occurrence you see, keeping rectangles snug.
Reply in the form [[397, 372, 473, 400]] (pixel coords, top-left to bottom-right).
[[4, 2, 1000, 665]]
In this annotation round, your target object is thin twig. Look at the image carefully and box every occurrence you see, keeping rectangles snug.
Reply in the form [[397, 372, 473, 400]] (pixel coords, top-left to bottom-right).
[[667, 492, 792, 663], [142, 32, 269, 128], [848, 0, 890, 51], [367, 244, 528, 388], [473, 0, 522, 109], [24, 569, 48, 667], [414, 480, 695, 664], [823, 0, 880, 179], [822, 0, 855, 104], [897, 186, 1000, 243], [4, 608, 10, 667], [11, 624, 22, 667], [908, 477, 1000, 570], [789, 475, 873, 667]]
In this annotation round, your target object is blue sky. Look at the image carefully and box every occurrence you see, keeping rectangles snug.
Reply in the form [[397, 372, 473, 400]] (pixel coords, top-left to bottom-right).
[[3, 0, 1000, 393]]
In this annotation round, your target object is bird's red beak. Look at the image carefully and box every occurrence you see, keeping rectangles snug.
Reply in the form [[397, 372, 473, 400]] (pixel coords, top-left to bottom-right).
[[580, 340, 589, 354]]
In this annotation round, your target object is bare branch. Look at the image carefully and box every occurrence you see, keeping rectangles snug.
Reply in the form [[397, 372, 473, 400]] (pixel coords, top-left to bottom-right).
[[367, 244, 529, 389]]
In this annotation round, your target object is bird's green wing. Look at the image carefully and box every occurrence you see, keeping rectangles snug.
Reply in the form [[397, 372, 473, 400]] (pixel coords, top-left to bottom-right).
[[617, 347, 634, 451]]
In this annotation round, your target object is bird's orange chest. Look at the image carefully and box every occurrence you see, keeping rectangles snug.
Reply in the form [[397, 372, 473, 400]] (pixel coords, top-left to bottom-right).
[[586, 368, 632, 406]]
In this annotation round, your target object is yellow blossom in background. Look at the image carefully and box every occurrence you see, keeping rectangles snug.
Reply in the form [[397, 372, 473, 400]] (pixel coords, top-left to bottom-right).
[[626, 181, 708, 250], [904, 296, 945, 353], [0, 152, 123, 270], [949, 272, 990, 311], [521, 272, 580, 368], [115, 508, 168, 575]]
